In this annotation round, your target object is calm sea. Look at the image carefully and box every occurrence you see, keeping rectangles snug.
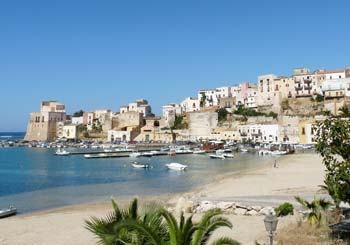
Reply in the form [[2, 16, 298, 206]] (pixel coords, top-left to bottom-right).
[[0, 132, 25, 141], [0, 139, 278, 214]]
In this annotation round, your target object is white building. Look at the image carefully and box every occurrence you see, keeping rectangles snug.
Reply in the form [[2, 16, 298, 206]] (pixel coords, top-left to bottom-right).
[[237, 124, 280, 143], [180, 97, 200, 112], [198, 86, 231, 107], [71, 116, 84, 125], [120, 99, 153, 117], [62, 124, 78, 140]]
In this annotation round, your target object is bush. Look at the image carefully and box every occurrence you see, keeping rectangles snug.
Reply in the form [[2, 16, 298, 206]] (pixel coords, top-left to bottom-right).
[[275, 202, 294, 217]]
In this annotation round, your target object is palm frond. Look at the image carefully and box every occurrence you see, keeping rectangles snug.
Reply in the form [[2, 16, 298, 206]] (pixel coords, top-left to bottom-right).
[[210, 237, 241, 245]]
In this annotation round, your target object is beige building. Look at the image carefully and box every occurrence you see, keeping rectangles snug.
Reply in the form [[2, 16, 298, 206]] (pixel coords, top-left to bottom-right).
[[120, 99, 153, 117], [56, 124, 78, 140], [187, 111, 218, 140], [24, 101, 67, 142]]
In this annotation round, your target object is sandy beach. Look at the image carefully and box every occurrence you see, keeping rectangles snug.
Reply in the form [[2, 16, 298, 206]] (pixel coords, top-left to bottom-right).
[[0, 153, 325, 245]]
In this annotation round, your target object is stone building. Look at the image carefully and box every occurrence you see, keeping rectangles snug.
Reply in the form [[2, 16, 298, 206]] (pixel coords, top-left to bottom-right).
[[187, 111, 218, 140], [24, 101, 67, 142]]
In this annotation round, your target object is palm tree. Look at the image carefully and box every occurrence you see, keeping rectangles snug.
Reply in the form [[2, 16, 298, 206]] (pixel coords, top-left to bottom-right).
[[86, 199, 240, 245], [85, 198, 167, 245], [295, 196, 332, 227]]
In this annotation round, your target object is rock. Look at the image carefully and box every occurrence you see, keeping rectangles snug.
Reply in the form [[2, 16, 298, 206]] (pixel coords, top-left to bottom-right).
[[216, 201, 235, 210], [246, 210, 259, 216], [259, 207, 275, 216], [252, 206, 262, 212], [175, 197, 194, 214], [234, 208, 247, 215]]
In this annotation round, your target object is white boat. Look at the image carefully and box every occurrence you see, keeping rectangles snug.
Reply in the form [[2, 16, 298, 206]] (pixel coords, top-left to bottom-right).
[[55, 149, 70, 156], [240, 148, 248, 152], [258, 150, 272, 155], [166, 162, 188, 171], [209, 154, 225, 159], [223, 153, 234, 158], [84, 154, 92, 158], [129, 152, 142, 158], [131, 161, 150, 168], [98, 153, 107, 157], [271, 150, 287, 155], [142, 152, 154, 157], [223, 149, 232, 153], [0, 206, 17, 218], [104, 149, 113, 153], [216, 149, 225, 154], [193, 149, 206, 154], [150, 150, 159, 154]]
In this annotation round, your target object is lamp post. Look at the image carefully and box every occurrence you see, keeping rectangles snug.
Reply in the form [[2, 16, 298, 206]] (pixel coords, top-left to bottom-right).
[[264, 210, 278, 245]]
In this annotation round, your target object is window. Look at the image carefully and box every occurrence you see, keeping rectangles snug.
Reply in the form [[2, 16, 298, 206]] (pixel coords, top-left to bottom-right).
[[302, 127, 305, 135]]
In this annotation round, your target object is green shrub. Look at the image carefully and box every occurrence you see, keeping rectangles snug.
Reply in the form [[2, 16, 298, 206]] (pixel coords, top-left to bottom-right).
[[275, 202, 294, 217]]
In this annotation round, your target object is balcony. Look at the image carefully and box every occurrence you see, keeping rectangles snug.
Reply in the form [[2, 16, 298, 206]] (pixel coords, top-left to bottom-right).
[[295, 86, 303, 91], [295, 79, 301, 83], [304, 78, 312, 84], [304, 85, 312, 90]]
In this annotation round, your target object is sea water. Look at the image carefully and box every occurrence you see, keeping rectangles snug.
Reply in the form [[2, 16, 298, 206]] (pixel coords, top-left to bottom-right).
[[0, 146, 277, 213]]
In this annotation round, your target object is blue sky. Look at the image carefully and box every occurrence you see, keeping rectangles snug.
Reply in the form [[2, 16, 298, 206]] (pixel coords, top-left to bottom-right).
[[1, 0, 349, 131]]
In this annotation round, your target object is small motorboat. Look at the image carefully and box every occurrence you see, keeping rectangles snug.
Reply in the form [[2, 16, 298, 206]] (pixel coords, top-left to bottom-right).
[[166, 162, 187, 171], [131, 161, 150, 168], [240, 148, 248, 152], [84, 154, 92, 158], [104, 149, 113, 153], [223, 153, 234, 158], [193, 149, 206, 154], [216, 149, 225, 154], [271, 150, 287, 155], [55, 149, 70, 156], [258, 150, 272, 155], [0, 206, 17, 218], [129, 152, 142, 158], [98, 153, 107, 157], [209, 154, 225, 159], [141, 152, 153, 157]]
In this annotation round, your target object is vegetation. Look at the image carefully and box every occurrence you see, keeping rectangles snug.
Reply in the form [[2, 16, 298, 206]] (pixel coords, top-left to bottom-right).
[[281, 98, 291, 111], [73, 110, 84, 117], [200, 94, 207, 108], [171, 115, 188, 130], [216, 108, 229, 123], [295, 196, 332, 227], [86, 198, 241, 245], [233, 105, 278, 119], [314, 115, 350, 218], [338, 106, 350, 117], [315, 94, 324, 102], [275, 202, 294, 217]]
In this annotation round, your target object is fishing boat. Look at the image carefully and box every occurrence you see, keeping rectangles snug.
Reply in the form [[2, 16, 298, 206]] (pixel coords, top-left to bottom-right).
[[166, 162, 187, 171], [209, 154, 225, 159], [55, 148, 70, 156], [129, 152, 142, 158], [0, 206, 17, 218], [131, 161, 150, 168]]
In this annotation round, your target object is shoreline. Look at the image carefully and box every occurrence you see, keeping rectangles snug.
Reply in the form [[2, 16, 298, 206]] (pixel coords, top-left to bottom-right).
[[0, 152, 325, 244]]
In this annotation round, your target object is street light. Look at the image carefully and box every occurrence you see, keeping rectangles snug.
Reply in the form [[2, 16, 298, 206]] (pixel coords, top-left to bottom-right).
[[264, 210, 278, 245]]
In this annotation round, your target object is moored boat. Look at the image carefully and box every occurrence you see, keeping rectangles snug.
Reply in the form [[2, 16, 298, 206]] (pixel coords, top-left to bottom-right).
[[209, 154, 225, 159], [0, 206, 17, 218], [166, 162, 187, 171], [223, 153, 234, 158], [129, 152, 142, 158], [131, 161, 150, 168], [193, 149, 206, 154], [55, 149, 70, 156]]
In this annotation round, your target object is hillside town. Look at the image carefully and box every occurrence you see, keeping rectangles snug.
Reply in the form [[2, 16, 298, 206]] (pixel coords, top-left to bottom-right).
[[24, 66, 350, 145]]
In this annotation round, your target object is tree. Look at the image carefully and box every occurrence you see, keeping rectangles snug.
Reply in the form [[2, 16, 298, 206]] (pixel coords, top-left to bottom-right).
[[216, 108, 229, 123], [314, 116, 350, 208], [86, 199, 241, 245], [73, 110, 84, 117], [315, 94, 324, 102], [295, 196, 332, 227], [200, 94, 207, 108], [338, 106, 350, 117]]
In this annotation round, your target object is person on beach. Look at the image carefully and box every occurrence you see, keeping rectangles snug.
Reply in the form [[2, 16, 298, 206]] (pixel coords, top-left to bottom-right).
[[274, 160, 277, 168]]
